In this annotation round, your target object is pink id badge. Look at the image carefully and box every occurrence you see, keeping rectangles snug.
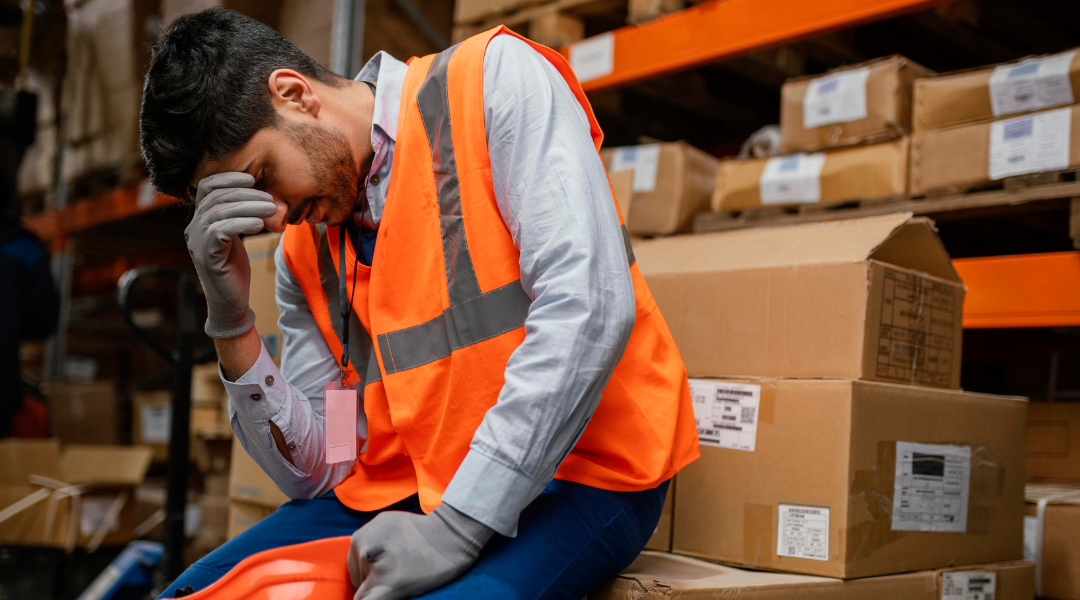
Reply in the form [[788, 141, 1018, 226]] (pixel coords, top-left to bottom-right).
[[324, 381, 358, 464]]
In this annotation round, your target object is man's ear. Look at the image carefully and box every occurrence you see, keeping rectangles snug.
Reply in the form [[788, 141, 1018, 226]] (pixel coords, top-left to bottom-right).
[[268, 69, 322, 119]]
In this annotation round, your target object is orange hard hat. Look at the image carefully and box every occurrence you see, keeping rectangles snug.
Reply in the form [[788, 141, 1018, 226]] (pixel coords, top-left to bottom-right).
[[182, 536, 355, 600]]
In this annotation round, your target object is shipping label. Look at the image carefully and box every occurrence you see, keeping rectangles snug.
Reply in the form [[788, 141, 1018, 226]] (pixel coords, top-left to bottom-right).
[[688, 379, 760, 452], [759, 153, 826, 205], [569, 33, 614, 84], [892, 441, 971, 533], [875, 268, 959, 387], [777, 504, 829, 561], [941, 572, 996, 600], [988, 108, 1071, 180], [140, 403, 171, 444], [1023, 515, 1038, 562], [611, 144, 661, 192], [989, 51, 1077, 117], [802, 67, 870, 128]]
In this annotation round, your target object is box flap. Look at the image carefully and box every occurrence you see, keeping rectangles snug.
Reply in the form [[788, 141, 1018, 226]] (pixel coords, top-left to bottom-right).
[[0, 439, 63, 483], [635, 213, 916, 275], [1026, 482, 1080, 506], [60, 445, 152, 486], [868, 217, 961, 282]]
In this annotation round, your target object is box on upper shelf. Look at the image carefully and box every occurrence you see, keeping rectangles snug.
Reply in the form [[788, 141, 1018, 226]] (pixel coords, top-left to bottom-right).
[[634, 214, 964, 388], [914, 48, 1080, 132], [780, 55, 932, 153], [910, 104, 1080, 197], [1027, 402, 1080, 482], [590, 552, 1034, 600], [601, 142, 720, 236], [673, 377, 1027, 579], [712, 137, 908, 212]]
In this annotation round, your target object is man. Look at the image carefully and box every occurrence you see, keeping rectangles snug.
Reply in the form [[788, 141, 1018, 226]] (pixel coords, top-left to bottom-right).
[[140, 9, 699, 600]]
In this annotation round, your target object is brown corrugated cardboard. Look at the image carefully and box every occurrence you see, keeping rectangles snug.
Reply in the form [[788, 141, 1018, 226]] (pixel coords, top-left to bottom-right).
[[644, 482, 674, 552], [1025, 482, 1080, 600], [132, 391, 228, 461], [1027, 402, 1080, 482], [634, 214, 965, 388], [602, 142, 720, 235], [228, 436, 290, 508], [909, 104, 1080, 197], [914, 49, 1080, 132], [673, 378, 1027, 579], [588, 552, 1034, 600], [609, 168, 634, 223], [246, 232, 284, 365], [781, 56, 932, 153], [46, 381, 118, 444], [227, 501, 278, 540], [712, 138, 909, 211]]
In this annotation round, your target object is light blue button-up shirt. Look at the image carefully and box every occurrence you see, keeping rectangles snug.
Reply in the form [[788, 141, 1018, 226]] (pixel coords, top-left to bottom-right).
[[222, 35, 636, 537]]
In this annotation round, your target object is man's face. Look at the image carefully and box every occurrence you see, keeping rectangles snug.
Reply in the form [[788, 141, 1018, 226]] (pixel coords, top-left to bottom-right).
[[195, 119, 363, 231]]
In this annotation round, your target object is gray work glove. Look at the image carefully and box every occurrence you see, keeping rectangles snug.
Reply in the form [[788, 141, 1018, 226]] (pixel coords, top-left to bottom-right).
[[184, 172, 276, 339], [347, 504, 494, 600]]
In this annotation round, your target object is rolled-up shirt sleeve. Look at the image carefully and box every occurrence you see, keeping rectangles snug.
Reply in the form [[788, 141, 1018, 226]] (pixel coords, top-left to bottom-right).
[[222, 243, 355, 500], [439, 35, 637, 536]]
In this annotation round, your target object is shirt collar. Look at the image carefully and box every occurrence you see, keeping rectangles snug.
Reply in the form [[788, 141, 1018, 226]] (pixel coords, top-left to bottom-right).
[[355, 51, 408, 143]]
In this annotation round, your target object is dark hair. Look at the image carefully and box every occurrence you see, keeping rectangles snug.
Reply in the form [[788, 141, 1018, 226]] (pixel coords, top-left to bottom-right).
[[140, 8, 344, 200]]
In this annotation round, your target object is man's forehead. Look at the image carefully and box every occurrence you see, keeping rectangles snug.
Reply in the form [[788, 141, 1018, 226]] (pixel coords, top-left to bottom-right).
[[191, 152, 257, 196]]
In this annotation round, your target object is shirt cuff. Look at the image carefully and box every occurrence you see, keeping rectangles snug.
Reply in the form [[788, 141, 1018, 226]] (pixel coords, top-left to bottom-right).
[[220, 343, 288, 449], [439, 449, 547, 538]]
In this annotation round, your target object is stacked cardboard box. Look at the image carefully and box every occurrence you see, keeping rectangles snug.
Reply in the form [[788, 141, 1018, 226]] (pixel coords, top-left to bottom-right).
[[45, 381, 119, 445], [911, 47, 1080, 196], [1024, 482, 1080, 600], [713, 56, 929, 212], [227, 440, 288, 539], [629, 214, 1030, 592]]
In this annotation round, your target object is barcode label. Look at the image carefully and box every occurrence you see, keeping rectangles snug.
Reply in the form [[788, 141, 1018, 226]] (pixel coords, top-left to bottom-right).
[[941, 572, 996, 600], [689, 380, 761, 452], [777, 504, 829, 561], [803, 67, 870, 128], [989, 108, 1071, 180], [989, 50, 1077, 116]]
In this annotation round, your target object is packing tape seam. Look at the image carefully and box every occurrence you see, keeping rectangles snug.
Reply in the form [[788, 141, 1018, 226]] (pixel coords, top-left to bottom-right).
[[1035, 497, 1047, 596]]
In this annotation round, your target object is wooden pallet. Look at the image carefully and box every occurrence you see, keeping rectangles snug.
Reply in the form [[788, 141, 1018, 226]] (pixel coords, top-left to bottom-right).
[[694, 180, 1080, 247]]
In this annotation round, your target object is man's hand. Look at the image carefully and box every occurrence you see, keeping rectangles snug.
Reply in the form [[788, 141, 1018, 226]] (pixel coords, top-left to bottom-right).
[[185, 172, 276, 339], [347, 504, 494, 600]]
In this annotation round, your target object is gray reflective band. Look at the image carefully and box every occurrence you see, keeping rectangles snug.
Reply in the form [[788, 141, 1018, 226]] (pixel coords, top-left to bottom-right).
[[314, 224, 381, 385], [416, 43, 483, 308], [621, 225, 636, 267], [378, 280, 531, 374]]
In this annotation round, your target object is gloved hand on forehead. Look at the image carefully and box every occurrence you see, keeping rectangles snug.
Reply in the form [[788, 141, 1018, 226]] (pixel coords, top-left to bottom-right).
[[184, 172, 277, 339], [347, 503, 494, 600]]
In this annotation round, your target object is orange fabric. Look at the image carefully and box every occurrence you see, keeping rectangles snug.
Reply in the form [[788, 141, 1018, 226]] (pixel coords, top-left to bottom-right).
[[282, 27, 699, 514]]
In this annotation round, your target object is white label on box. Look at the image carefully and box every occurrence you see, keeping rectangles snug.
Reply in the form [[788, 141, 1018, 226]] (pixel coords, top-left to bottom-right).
[[891, 441, 971, 533], [611, 144, 661, 192], [941, 572, 996, 600], [759, 153, 826, 204], [989, 51, 1077, 117], [688, 379, 760, 452], [988, 108, 1071, 180], [80, 496, 120, 537], [1023, 515, 1038, 562], [802, 67, 870, 128], [140, 403, 171, 444], [569, 33, 614, 83], [777, 504, 829, 561]]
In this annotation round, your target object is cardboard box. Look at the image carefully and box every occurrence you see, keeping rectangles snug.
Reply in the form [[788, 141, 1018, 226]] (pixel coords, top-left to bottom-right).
[[228, 437, 290, 508], [46, 381, 118, 445], [644, 481, 674, 552], [227, 501, 278, 540], [634, 214, 965, 388], [910, 104, 1080, 197], [245, 232, 284, 365], [781, 56, 932, 153], [672, 378, 1026, 579], [0, 440, 152, 550], [132, 391, 228, 461], [713, 138, 909, 211], [589, 552, 1034, 600], [1027, 402, 1080, 482], [914, 48, 1080, 132], [602, 142, 720, 235], [1025, 482, 1080, 600]]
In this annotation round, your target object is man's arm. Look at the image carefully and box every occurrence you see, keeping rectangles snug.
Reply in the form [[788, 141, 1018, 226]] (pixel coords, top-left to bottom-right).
[[439, 35, 637, 536]]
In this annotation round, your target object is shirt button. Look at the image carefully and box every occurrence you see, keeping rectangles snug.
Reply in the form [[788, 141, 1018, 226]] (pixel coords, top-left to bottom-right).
[[250, 393, 262, 401], [370, 174, 380, 186], [265, 375, 274, 386], [287, 442, 296, 451]]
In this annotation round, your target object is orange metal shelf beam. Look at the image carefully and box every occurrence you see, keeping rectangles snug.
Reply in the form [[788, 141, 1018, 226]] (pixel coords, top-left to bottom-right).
[[954, 252, 1080, 329], [560, 0, 952, 92], [21, 183, 180, 242]]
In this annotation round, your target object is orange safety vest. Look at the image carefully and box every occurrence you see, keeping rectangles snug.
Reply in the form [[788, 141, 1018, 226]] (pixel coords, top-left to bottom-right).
[[282, 27, 699, 514]]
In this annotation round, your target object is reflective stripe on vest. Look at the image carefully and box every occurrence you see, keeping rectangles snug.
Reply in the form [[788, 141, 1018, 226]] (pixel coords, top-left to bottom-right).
[[375, 45, 636, 376]]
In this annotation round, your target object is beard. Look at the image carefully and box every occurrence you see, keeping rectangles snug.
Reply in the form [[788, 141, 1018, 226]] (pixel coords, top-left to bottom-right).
[[284, 121, 360, 226]]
